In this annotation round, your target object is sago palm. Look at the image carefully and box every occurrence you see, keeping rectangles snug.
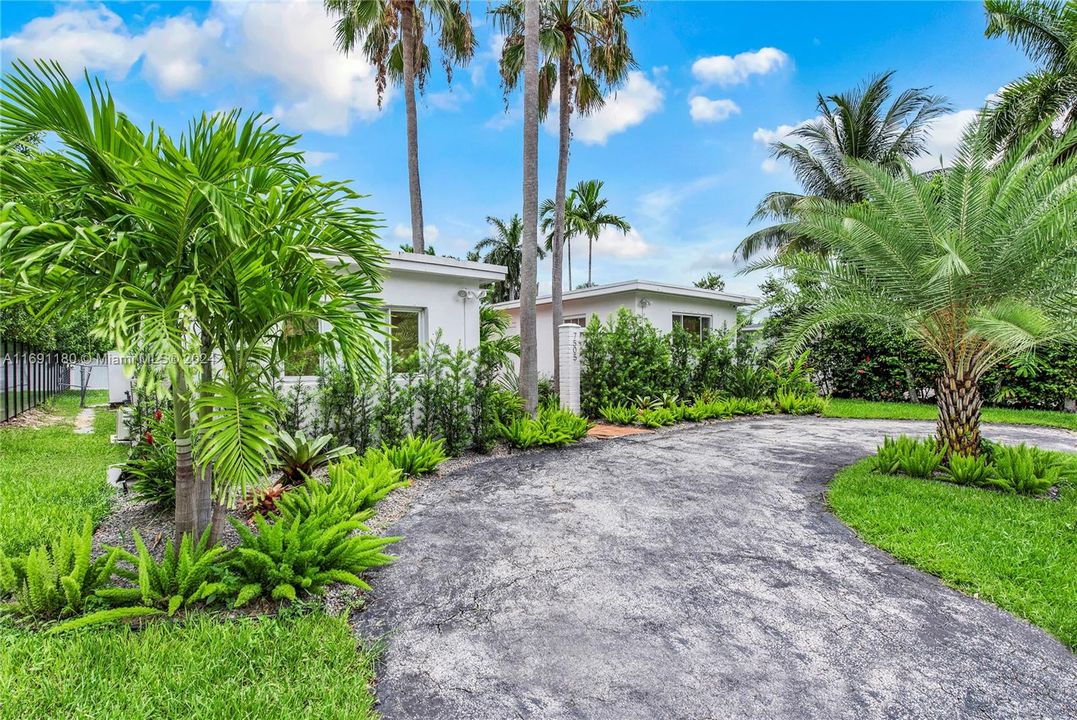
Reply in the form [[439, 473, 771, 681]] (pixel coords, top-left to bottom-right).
[[324, 0, 476, 253], [473, 214, 545, 302], [492, 0, 641, 386], [0, 61, 385, 539], [984, 0, 1077, 149], [738, 71, 950, 260], [753, 121, 1077, 456]]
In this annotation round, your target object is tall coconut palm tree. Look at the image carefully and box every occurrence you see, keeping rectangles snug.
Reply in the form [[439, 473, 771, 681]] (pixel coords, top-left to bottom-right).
[[473, 214, 545, 302], [493, 0, 641, 389], [541, 193, 578, 289], [737, 71, 950, 260], [518, 0, 541, 415], [1, 61, 385, 540], [561, 179, 630, 286], [751, 121, 1077, 457], [984, 0, 1077, 149], [325, 0, 476, 253]]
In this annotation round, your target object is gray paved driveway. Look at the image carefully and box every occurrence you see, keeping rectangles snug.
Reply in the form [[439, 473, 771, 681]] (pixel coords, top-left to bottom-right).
[[356, 417, 1077, 719]]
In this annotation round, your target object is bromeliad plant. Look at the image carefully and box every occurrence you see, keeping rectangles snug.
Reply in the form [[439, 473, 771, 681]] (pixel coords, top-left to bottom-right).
[[754, 120, 1077, 457], [274, 431, 356, 485]]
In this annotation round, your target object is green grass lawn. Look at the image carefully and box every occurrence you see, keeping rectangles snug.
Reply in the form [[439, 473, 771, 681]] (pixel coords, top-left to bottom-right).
[[828, 459, 1077, 650], [823, 397, 1077, 432], [0, 391, 125, 556], [0, 391, 379, 719]]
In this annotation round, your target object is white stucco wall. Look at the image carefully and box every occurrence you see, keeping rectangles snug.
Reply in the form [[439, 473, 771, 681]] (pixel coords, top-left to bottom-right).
[[379, 269, 486, 352]]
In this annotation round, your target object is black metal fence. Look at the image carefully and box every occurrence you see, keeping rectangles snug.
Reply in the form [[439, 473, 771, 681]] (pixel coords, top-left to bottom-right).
[[1, 338, 67, 422]]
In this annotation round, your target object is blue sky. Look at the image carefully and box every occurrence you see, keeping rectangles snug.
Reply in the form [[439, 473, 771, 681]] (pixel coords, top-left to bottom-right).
[[0, 1, 1032, 296]]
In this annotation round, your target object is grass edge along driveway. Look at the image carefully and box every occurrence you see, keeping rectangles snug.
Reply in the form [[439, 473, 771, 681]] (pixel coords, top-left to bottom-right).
[[823, 398, 1077, 432]]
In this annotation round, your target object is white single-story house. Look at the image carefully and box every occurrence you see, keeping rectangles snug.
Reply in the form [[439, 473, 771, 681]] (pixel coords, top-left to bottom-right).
[[492, 279, 759, 377], [99, 252, 506, 400]]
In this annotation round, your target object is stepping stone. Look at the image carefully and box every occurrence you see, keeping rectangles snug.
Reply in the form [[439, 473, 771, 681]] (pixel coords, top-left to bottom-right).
[[74, 408, 95, 435]]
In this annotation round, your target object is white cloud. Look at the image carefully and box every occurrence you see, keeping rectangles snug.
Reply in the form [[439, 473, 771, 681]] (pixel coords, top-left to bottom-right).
[[140, 16, 224, 95], [393, 223, 440, 243], [692, 47, 788, 87], [689, 96, 740, 123], [0, 6, 141, 79], [760, 158, 779, 173], [571, 70, 664, 145], [911, 109, 979, 173], [302, 151, 338, 167], [592, 226, 652, 259], [753, 116, 820, 172], [428, 88, 470, 112], [237, 0, 383, 134]]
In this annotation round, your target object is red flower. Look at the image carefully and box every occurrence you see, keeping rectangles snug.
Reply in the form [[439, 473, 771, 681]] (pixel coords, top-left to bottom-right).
[[145, 431, 154, 445], [856, 369, 865, 375], [154, 409, 163, 422], [865, 355, 872, 363]]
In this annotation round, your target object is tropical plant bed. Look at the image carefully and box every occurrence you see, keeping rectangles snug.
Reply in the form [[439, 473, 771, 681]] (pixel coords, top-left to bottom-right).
[[828, 458, 1077, 650], [823, 398, 1077, 432]]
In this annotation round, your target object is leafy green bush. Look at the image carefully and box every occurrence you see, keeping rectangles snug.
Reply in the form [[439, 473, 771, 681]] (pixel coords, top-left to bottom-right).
[[727, 364, 769, 400], [599, 404, 638, 425], [498, 417, 547, 449], [368, 436, 447, 477], [638, 407, 676, 428], [274, 430, 356, 485], [870, 436, 906, 474], [0, 519, 124, 621], [727, 397, 773, 416], [580, 309, 673, 417], [987, 444, 1059, 495], [944, 453, 992, 486], [276, 455, 407, 526], [228, 513, 399, 607], [126, 439, 177, 511]]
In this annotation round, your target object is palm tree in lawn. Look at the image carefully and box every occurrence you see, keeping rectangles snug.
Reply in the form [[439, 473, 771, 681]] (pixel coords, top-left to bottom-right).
[[518, 0, 541, 415], [473, 215, 545, 302], [750, 121, 1077, 457], [984, 0, 1077, 149], [325, 0, 476, 253], [564, 179, 630, 286], [736, 71, 950, 260], [492, 0, 641, 390], [0, 62, 386, 540]]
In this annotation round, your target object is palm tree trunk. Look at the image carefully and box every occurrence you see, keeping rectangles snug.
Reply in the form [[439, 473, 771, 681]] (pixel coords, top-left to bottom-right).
[[936, 369, 983, 456], [194, 342, 214, 538], [172, 370, 196, 539], [518, 0, 540, 416], [400, 2, 425, 253], [587, 236, 594, 286], [551, 51, 573, 392]]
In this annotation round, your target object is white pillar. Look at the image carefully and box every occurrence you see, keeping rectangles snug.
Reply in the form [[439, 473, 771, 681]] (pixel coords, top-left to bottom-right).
[[559, 323, 584, 414]]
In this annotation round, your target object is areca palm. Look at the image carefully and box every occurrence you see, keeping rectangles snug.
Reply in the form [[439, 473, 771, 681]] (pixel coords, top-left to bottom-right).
[[0, 62, 385, 540], [473, 214, 545, 302], [324, 0, 476, 253], [493, 0, 641, 387], [753, 121, 1077, 456], [984, 0, 1077, 149], [558, 179, 629, 286], [737, 71, 950, 260]]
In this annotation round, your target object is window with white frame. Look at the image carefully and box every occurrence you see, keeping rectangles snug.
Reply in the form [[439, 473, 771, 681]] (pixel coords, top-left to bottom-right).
[[672, 313, 711, 341], [282, 317, 321, 378], [563, 316, 586, 327], [388, 308, 424, 371]]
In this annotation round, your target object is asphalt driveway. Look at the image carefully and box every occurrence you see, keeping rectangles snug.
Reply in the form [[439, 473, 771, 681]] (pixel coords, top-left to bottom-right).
[[355, 417, 1077, 719]]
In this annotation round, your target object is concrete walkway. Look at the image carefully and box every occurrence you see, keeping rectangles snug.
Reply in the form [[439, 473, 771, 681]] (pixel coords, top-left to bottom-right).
[[356, 417, 1077, 720]]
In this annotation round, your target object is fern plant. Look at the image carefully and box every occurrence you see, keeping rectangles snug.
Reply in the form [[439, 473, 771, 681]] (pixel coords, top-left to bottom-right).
[[774, 390, 828, 415], [94, 527, 230, 618], [275, 454, 407, 526], [987, 444, 1058, 495], [0, 519, 124, 621], [499, 408, 591, 448], [638, 407, 676, 428], [228, 514, 399, 607], [870, 436, 907, 474], [944, 453, 992, 486], [896, 438, 945, 478], [599, 404, 638, 425], [369, 436, 447, 477]]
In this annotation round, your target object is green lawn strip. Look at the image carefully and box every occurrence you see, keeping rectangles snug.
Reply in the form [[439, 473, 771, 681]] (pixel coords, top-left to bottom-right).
[[0, 390, 125, 556], [0, 612, 378, 720], [828, 459, 1077, 650], [823, 398, 1077, 432]]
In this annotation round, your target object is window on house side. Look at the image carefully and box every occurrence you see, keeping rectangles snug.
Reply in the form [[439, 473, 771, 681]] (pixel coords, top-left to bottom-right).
[[283, 317, 321, 377], [389, 309, 422, 371], [563, 316, 586, 327], [672, 313, 711, 341]]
